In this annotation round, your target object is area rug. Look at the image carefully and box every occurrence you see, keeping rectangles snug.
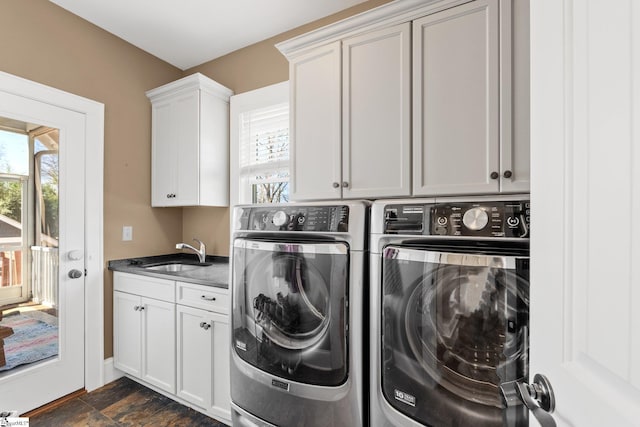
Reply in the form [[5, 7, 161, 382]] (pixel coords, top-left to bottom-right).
[[0, 311, 58, 372]]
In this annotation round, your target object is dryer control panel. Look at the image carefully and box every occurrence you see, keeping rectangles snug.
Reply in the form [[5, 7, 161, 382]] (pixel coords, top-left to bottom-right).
[[237, 205, 350, 232], [384, 200, 530, 238]]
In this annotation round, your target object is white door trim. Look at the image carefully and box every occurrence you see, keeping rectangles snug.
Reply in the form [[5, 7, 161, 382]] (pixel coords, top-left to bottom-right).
[[0, 71, 105, 392]]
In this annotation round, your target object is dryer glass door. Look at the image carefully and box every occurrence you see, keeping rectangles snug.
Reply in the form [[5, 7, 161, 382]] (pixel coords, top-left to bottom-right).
[[232, 238, 349, 386], [380, 245, 530, 426]]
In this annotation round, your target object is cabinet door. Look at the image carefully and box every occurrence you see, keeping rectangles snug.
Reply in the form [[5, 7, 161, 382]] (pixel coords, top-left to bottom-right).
[[342, 23, 411, 198], [500, 0, 530, 193], [151, 90, 200, 206], [210, 311, 230, 420], [413, 0, 500, 196], [113, 291, 141, 377], [177, 305, 231, 422], [289, 41, 342, 201], [176, 305, 212, 409], [141, 297, 176, 393]]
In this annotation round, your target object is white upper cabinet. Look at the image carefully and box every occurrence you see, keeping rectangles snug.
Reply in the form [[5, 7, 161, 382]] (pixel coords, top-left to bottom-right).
[[289, 42, 342, 201], [278, 0, 529, 199], [342, 23, 411, 199], [501, 0, 530, 193], [413, 0, 529, 196], [286, 23, 411, 201], [146, 73, 233, 207], [413, 0, 500, 195]]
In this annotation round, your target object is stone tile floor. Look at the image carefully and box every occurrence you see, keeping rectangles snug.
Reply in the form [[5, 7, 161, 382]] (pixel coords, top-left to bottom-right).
[[29, 376, 228, 426]]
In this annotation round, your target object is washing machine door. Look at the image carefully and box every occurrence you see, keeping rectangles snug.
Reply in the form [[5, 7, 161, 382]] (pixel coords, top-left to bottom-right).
[[232, 238, 349, 386], [381, 245, 529, 427]]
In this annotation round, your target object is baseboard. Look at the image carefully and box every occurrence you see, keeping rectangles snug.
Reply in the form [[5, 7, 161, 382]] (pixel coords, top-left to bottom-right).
[[103, 357, 125, 385]]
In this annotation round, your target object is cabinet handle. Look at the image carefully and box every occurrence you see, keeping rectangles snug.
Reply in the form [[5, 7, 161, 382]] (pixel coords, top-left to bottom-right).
[[332, 182, 340, 188], [490, 171, 500, 180], [166, 193, 176, 198], [133, 305, 140, 311], [139, 306, 145, 311], [199, 322, 211, 330], [201, 295, 216, 301], [342, 182, 349, 188], [503, 170, 513, 179]]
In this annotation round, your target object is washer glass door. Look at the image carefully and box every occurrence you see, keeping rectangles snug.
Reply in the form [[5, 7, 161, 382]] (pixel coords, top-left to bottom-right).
[[381, 245, 529, 426], [232, 238, 349, 386]]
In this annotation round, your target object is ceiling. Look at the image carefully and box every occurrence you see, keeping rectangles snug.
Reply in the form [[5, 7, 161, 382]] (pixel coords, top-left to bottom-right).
[[49, 0, 368, 70]]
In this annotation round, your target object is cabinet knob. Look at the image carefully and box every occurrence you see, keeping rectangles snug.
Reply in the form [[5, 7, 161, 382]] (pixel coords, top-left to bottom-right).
[[332, 182, 340, 188], [201, 295, 216, 301], [342, 182, 349, 188], [490, 171, 500, 180], [199, 322, 211, 330], [503, 170, 513, 179], [133, 305, 139, 311]]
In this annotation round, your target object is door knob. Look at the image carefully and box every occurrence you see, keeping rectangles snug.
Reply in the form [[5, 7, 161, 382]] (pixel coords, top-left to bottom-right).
[[501, 374, 557, 427], [199, 322, 211, 330], [68, 269, 83, 279]]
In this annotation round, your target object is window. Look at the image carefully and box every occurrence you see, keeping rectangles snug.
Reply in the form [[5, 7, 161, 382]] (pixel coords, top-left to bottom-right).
[[230, 82, 289, 206]]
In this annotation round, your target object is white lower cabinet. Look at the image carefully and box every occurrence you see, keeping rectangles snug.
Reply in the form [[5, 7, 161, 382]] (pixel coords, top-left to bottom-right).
[[176, 281, 231, 421], [176, 304, 230, 421], [113, 272, 231, 425], [113, 274, 176, 394]]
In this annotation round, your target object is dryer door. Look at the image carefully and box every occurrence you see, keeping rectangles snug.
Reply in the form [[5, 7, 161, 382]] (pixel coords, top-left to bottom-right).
[[380, 245, 530, 427], [232, 238, 349, 386]]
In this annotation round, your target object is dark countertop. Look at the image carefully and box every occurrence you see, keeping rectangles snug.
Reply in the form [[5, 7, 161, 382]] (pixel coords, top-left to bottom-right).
[[108, 253, 229, 289]]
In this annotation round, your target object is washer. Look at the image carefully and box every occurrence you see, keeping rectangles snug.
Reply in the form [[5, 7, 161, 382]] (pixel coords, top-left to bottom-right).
[[370, 196, 530, 427], [230, 201, 368, 427]]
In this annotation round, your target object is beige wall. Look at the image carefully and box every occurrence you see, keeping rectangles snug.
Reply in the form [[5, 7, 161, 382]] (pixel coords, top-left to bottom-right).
[[1, 0, 393, 360], [1, 0, 183, 358], [183, 0, 394, 256]]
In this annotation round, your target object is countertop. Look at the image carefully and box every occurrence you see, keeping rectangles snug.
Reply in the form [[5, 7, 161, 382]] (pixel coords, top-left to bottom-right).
[[108, 253, 229, 289]]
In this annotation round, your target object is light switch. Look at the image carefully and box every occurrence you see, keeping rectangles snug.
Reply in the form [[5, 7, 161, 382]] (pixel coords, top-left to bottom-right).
[[122, 226, 133, 241]]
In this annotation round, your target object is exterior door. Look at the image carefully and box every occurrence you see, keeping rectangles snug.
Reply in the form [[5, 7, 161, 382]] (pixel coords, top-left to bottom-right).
[[0, 90, 85, 414], [530, 0, 640, 425]]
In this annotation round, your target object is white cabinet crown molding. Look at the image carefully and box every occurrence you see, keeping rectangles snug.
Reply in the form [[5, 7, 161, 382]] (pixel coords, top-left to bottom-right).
[[276, 0, 472, 58], [146, 72, 233, 103]]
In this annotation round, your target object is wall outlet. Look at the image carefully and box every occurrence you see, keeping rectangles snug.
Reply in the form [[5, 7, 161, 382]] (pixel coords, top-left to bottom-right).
[[122, 226, 133, 241]]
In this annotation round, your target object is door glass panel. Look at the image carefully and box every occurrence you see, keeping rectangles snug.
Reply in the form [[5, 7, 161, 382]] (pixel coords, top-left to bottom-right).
[[232, 238, 348, 386], [381, 246, 529, 426], [0, 122, 59, 375]]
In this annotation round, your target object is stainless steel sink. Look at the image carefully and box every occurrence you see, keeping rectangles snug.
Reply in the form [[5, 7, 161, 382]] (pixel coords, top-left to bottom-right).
[[143, 262, 204, 272]]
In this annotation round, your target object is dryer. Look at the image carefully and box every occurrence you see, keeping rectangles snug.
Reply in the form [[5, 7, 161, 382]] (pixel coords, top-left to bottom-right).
[[230, 201, 368, 427], [370, 197, 531, 427]]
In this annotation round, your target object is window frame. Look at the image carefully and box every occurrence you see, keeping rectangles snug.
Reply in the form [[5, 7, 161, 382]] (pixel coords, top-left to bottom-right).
[[230, 81, 290, 207]]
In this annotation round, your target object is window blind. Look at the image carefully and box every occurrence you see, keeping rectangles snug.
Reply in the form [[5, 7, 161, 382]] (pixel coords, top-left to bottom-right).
[[238, 102, 290, 203]]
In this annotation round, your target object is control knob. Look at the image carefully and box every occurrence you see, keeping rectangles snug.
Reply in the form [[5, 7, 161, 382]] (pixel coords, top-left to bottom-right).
[[272, 211, 289, 227], [463, 207, 489, 231]]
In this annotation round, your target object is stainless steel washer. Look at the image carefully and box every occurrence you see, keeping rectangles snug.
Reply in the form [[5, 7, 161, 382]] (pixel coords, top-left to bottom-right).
[[370, 196, 531, 427], [230, 201, 368, 427]]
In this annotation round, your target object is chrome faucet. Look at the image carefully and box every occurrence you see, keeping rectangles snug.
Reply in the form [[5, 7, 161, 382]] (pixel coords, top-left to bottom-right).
[[176, 238, 207, 263]]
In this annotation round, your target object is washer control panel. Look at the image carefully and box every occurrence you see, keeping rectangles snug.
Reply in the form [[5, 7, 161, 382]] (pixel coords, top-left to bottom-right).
[[237, 205, 350, 232], [383, 200, 530, 238]]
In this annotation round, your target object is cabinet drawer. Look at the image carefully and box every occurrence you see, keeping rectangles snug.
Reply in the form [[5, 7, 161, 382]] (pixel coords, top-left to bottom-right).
[[177, 282, 228, 314], [114, 272, 175, 303]]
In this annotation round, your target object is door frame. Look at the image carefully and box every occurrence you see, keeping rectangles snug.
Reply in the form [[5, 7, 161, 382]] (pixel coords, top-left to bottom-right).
[[0, 71, 105, 392]]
